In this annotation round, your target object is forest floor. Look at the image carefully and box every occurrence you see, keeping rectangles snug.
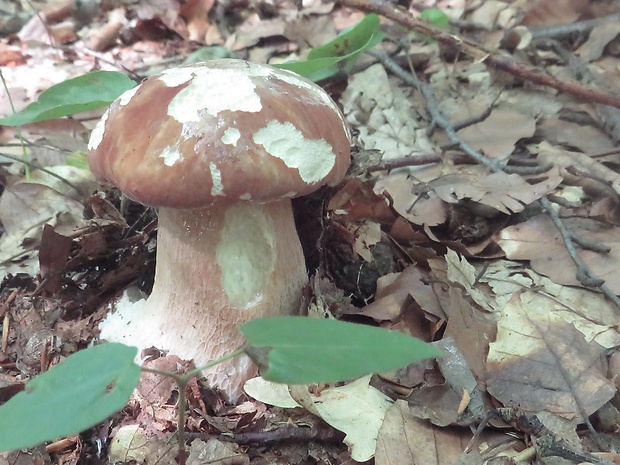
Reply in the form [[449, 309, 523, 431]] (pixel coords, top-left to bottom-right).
[[2, 0, 620, 464]]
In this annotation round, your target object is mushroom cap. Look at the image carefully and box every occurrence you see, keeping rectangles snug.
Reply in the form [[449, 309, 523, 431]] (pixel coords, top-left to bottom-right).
[[88, 60, 351, 207]]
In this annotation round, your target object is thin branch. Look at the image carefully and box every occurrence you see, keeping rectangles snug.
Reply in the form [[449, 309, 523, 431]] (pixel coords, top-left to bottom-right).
[[529, 13, 620, 41], [334, 0, 620, 109], [540, 197, 620, 308]]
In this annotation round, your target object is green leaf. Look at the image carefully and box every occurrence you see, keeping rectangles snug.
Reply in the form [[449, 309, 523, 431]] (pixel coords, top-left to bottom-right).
[[276, 14, 383, 81], [0, 71, 136, 126], [420, 8, 450, 29], [241, 316, 442, 384], [0, 343, 140, 451]]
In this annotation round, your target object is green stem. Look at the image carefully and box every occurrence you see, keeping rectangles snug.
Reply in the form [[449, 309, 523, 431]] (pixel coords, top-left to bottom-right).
[[139, 346, 246, 458], [0, 69, 30, 180]]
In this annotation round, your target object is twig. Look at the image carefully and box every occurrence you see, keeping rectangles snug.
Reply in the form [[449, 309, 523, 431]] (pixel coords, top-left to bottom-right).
[[334, 0, 620, 109], [588, 147, 620, 159], [223, 423, 346, 445], [140, 348, 246, 464], [528, 13, 620, 41], [367, 50, 556, 177], [366, 150, 552, 175], [539, 197, 620, 308]]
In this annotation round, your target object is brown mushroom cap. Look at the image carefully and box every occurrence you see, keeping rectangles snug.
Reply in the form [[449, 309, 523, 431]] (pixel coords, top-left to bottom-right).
[[88, 60, 351, 208]]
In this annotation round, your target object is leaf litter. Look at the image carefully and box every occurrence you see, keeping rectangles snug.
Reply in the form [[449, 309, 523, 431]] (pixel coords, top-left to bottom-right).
[[3, 0, 620, 464]]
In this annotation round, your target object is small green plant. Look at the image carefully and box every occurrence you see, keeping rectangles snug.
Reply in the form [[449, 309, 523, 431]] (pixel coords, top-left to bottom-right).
[[0, 343, 141, 451], [0, 15, 382, 129], [0, 316, 442, 453], [420, 8, 450, 30], [0, 71, 136, 127], [276, 14, 383, 81]]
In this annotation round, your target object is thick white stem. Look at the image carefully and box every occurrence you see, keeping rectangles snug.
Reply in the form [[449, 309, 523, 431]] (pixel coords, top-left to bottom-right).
[[99, 199, 308, 401]]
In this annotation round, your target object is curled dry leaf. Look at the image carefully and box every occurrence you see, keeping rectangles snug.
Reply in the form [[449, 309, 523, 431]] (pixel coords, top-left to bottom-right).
[[351, 220, 381, 262], [108, 424, 176, 465], [538, 118, 615, 154], [375, 166, 562, 227], [187, 438, 248, 465], [520, 0, 588, 26], [357, 264, 445, 323], [480, 261, 620, 349]]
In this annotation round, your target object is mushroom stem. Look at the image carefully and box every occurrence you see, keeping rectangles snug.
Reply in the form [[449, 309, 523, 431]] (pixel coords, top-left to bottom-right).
[[99, 198, 308, 401]]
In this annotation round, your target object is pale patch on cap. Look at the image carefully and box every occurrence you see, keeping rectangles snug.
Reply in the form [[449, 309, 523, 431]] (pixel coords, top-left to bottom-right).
[[160, 145, 183, 166], [87, 108, 110, 151], [210, 162, 225, 196], [118, 86, 140, 106], [167, 68, 262, 123], [270, 67, 341, 112], [222, 127, 241, 146], [159, 68, 196, 87], [253, 120, 336, 184]]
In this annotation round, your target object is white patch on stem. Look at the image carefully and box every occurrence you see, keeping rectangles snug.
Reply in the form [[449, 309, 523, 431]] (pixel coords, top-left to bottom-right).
[[215, 204, 275, 309]]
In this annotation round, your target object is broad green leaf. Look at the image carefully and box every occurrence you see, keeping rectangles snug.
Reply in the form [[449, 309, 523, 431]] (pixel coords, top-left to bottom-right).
[[307, 14, 382, 62], [0, 71, 136, 126], [0, 343, 140, 451], [241, 316, 442, 384], [420, 9, 450, 29], [277, 14, 383, 81], [277, 56, 346, 82]]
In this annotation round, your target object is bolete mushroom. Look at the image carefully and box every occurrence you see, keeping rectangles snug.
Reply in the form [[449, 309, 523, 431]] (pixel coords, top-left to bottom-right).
[[88, 59, 351, 401]]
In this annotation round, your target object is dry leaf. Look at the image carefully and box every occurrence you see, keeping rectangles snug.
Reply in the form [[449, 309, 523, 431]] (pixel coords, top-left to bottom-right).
[[376, 400, 484, 465], [456, 109, 536, 159], [342, 64, 434, 160], [289, 376, 393, 462], [497, 215, 620, 294], [486, 293, 615, 421], [108, 425, 176, 465]]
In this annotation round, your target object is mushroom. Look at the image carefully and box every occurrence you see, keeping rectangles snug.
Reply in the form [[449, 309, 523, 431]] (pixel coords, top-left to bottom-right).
[[88, 59, 351, 401]]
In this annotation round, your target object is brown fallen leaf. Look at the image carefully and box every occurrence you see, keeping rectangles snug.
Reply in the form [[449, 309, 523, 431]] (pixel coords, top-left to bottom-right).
[[486, 292, 615, 421], [497, 215, 620, 294], [538, 119, 614, 154], [375, 400, 484, 465], [456, 109, 536, 160]]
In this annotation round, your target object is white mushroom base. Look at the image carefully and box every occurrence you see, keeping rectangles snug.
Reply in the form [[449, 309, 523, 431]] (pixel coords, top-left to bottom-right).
[[99, 199, 308, 402]]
